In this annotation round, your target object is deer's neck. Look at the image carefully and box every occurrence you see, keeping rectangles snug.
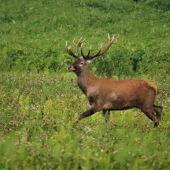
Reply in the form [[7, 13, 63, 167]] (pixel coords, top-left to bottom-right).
[[77, 67, 95, 95]]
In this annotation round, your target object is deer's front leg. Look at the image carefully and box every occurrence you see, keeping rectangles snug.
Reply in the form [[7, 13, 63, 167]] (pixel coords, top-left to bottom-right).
[[75, 105, 101, 124], [76, 109, 95, 123]]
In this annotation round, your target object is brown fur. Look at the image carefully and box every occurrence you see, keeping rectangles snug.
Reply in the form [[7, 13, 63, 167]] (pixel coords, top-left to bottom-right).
[[68, 57, 163, 127], [146, 80, 159, 95], [66, 35, 163, 127]]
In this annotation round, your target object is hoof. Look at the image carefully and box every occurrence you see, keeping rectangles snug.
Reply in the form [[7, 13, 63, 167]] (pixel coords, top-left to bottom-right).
[[72, 120, 79, 127], [154, 122, 159, 127]]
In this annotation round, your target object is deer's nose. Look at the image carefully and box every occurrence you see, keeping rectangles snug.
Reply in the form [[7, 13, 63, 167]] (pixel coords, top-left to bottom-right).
[[68, 65, 75, 71], [68, 65, 71, 70]]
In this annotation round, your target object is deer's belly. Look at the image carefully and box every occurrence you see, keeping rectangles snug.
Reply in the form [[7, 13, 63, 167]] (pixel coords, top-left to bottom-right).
[[102, 93, 136, 110]]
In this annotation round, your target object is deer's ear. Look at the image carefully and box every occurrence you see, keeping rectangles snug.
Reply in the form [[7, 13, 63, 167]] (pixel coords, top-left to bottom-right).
[[86, 60, 92, 64]]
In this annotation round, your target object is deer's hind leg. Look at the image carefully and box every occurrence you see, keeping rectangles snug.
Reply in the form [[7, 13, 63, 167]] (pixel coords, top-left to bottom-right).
[[140, 89, 162, 127], [153, 105, 163, 121], [141, 106, 159, 127], [102, 110, 110, 122], [140, 94, 160, 127]]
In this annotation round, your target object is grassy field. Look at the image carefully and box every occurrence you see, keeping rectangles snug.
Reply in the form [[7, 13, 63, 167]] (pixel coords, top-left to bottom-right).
[[1, 0, 170, 169]]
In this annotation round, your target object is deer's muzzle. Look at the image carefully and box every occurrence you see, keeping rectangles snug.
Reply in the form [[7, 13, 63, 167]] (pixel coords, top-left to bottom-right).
[[68, 65, 75, 71]]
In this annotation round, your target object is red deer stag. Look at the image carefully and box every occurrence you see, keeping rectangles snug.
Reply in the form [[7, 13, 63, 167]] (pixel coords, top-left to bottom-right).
[[66, 34, 163, 127]]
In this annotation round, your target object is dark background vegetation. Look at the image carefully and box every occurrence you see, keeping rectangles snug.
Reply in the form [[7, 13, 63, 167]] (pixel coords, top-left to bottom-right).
[[1, 0, 170, 77]]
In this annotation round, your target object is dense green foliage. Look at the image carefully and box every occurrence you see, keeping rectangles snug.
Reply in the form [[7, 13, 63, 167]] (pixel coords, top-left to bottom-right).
[[0, 0, 170, 169]]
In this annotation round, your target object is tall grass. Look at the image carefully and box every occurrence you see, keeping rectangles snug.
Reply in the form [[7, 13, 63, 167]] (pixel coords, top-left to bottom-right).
[[0, 0, 170, 169]]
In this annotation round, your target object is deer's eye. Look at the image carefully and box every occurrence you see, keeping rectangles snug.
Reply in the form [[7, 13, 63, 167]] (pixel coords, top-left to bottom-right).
[[80, 62, 84, 65]]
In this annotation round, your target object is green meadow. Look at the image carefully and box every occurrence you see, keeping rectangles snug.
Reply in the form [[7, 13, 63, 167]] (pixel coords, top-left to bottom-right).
[[0, 0, 170, 169]]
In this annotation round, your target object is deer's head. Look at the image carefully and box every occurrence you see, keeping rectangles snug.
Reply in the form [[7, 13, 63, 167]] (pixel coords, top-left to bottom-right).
[[66, 34, 115, 76]]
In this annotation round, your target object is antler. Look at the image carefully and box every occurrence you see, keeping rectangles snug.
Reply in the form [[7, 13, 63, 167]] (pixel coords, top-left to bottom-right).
[[66, 37, 85, 59], [81, 33, 114, 60]]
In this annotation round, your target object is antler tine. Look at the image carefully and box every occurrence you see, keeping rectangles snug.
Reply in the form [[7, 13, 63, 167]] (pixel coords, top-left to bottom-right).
[[73, 38, 76, 45], [81, 43, 86, 58], [86, 46, 92, 57], [67, 34, 114, 60], [81, 45, 94, 58], [100, 43, 103, 49], [82, 46, 102, 60], [73, 37, 85, 56], [66, 37, 85, 59], [108, 33, 110, 40], [111, 35, 115, 42], [81, 45, 90, 58], [96, 37, 114, 56], [108, 33, 115, 42], [79, 37, 83, 43], [66, 41, 78, 59], [82, 34, 114, 61]]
